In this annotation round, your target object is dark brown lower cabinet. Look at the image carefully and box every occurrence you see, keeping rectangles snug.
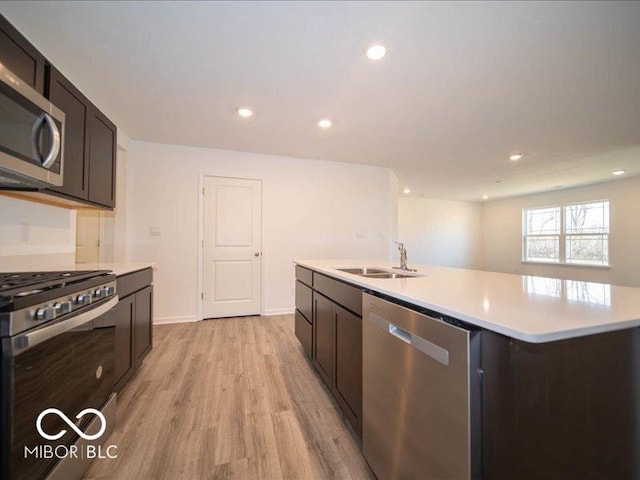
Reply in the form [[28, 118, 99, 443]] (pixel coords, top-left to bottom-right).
[[334, 304, 362, 433], [294, 268, 364, 436], [294, 310, 312, 358], [133, 286, 153, 367], [113, 269, 153, 392], [313, 292, 335, 387], [308, 288, 363, 435], [482, 328, 640, 480], [113, 295, 134, 388]]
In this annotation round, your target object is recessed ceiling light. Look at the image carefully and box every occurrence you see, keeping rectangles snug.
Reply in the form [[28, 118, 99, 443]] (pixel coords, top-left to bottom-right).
[[482, 195, 489, 200], [237, 107, 253, 118], [509, 154, 524, 162], [403, 188, 411, 194], [612, 170, 625, 176], [318, 119, 332, 129], [365, 44, 386, 60]]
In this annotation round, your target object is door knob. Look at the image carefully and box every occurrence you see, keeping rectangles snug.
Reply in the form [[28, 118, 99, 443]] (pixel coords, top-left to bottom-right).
[[254, 252, 261, 257]]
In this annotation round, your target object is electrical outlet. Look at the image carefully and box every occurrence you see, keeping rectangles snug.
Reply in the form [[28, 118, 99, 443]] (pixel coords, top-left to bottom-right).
[[149, 225, 162, 236], [20, 223, 29, 242]]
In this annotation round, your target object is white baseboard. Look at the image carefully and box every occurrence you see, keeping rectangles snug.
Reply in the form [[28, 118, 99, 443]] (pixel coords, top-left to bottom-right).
[[154, 315, 199, 325], [263, 308, 295, 316]]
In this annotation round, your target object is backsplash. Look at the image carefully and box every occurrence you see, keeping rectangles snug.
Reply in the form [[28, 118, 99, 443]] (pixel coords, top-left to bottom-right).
[[0, 195, 76, 257]]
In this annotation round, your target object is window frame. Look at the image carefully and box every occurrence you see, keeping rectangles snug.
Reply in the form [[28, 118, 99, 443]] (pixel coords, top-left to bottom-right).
[[522, 200, 611, 268]]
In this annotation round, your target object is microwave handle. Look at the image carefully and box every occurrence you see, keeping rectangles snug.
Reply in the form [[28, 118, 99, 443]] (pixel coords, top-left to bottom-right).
[[30, 113, 61, 169], [41, 113, 61, 168]]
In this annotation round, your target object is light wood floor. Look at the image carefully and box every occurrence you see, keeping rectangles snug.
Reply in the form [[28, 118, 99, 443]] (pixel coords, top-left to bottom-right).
[[84, 315, 375, 480]]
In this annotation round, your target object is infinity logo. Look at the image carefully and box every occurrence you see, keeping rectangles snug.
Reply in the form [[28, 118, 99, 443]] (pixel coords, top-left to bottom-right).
[[36, 408, 106, 441]]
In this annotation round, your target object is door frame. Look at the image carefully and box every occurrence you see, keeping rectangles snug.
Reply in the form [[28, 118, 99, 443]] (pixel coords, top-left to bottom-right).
[[197, 173, 264, 321]]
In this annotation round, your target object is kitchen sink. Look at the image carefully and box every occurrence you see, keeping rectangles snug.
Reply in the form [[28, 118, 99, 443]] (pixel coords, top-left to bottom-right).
[[336, 267, 389, 275], [336, 267, 424, 279], [362, 272, 418, 279]]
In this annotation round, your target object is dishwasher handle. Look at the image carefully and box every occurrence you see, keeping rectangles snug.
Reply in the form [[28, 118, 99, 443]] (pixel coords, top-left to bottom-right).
[[389, 323, 411, 344], [368, 311, 450, 366]]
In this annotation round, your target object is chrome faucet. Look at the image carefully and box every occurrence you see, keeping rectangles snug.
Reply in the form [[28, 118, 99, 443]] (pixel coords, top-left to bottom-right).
[[394, 242, 417, 272]]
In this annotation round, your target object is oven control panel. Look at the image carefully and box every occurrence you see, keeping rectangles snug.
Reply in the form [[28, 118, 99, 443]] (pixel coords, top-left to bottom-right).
[[1, 280, 119, 337], [31, 281, 117, 323]]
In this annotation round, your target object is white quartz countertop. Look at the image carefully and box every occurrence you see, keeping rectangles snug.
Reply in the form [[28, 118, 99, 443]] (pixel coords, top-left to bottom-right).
[[74, 263, 156, 277], [295, 259, 640, 343]]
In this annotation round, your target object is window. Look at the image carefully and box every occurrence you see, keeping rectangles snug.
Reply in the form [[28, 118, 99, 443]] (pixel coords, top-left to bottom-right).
[[522, 200, 609, 267]]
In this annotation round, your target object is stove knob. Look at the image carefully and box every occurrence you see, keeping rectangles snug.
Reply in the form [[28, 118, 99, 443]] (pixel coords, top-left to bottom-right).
[[94, 288, 108, 299], [76, 294, 92, 306], [55, 301, 72, 315], [106, 286, 116, 296], [35, 307, 57, 321]]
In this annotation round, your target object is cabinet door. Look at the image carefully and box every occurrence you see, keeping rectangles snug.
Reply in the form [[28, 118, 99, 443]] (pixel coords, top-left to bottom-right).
[[113, 295, 134, 388], [87, 107, 117, 208], [0, 15, 46, 94], [334, 304, 362, 434], [133, 286, 153, 367], [313, 292, 335, 388], [46, 66, 89, 200]]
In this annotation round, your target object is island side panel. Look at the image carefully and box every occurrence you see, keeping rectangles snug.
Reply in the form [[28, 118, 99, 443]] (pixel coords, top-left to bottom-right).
[[482, 328, 640, 480]]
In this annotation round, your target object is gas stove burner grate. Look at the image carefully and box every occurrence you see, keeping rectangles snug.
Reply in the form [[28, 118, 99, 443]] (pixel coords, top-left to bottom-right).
[[0, 270, 112, 299]]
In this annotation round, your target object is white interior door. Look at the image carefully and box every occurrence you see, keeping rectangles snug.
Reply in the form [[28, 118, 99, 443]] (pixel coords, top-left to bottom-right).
[[202, 176, 262, 319]]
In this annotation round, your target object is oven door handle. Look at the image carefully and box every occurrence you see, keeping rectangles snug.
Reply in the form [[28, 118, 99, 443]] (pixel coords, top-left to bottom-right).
[[11, 296, 118, 355]]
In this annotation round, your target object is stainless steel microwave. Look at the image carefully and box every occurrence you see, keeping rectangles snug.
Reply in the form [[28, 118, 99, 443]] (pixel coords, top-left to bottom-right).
[[0, 63, 65, 189]]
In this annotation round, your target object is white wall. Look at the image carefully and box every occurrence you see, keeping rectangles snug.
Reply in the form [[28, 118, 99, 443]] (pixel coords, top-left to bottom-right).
[[398, 197, 483, 269], [0, 195, 76, 267], [388, 171, 400, 260], [126, 141, 395, 323], [482, 176, 640, 287]]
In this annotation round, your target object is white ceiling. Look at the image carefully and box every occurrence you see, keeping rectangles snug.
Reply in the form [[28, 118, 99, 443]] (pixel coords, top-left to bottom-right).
[[2, 1, 639, 201]]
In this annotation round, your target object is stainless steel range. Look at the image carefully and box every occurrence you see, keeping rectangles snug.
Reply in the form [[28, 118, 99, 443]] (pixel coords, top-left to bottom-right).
[[0, 270, 118, 480]]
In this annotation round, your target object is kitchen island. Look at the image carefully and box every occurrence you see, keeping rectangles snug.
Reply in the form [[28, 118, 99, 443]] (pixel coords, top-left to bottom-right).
[[295, 259, 640, 480]]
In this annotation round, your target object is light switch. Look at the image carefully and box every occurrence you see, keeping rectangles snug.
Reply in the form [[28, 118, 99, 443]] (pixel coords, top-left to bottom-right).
[[150, 225, 162, 236], [356, 231, 366, 239]]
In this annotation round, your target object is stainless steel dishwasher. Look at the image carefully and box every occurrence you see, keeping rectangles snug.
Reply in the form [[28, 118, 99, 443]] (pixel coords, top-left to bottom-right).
[[362, 293, 481, 480]]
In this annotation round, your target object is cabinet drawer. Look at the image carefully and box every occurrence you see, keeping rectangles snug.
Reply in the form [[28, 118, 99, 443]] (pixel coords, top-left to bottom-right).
[[116, 268, 153, 298], [295, 280, 312, 322], [314, 273, 362, 316], [295, 310, 312, 359], [295, 265, 313, 287]]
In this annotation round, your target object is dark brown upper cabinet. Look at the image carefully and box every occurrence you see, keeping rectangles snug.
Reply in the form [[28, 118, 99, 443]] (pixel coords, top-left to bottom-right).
[[0, 14, 117, 210], [46, 66, 90, 200], [0, 14, 46, 94], [46, 66, 117, 209], [87, 107, 116, 208]]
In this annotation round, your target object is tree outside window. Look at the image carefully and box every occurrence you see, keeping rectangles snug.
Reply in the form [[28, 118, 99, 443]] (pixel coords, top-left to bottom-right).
[[523, 201, 609, 266]]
